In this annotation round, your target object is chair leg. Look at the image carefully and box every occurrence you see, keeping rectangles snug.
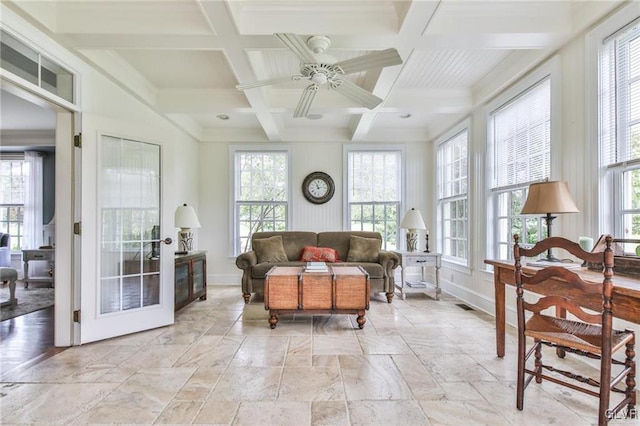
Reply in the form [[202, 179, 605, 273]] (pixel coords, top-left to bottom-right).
[[517, 340, 526, 410], [599, 348, 614, 426], [625, 333, 636, 411], [534, 340, 543, 384]]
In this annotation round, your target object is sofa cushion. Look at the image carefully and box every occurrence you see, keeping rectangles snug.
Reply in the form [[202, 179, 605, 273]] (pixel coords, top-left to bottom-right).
[[337, 262, 384, 279], [252, 236, 288, 263], [253, 231, 317, 261], [300, 246, 339, 262], [347, 235, 381, 263], [317, 231, 381, 261]]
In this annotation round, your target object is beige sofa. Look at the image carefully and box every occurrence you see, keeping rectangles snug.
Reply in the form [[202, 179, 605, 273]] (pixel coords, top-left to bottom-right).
[[235, 231, 400, 304]]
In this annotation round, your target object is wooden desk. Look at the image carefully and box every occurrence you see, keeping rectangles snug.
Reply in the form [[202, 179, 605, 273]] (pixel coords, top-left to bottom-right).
[[484, 259, 640, 358]]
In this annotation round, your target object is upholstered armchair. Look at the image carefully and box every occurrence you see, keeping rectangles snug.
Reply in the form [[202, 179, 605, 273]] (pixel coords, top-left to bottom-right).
[[0, 233, 11, 267]]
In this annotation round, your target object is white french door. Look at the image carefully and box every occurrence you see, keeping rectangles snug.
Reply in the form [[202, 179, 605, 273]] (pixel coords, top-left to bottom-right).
[[79, 132, 174, 343]]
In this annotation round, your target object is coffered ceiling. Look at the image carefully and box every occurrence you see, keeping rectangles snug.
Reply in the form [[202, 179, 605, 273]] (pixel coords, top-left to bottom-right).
[[3, 0, 625, 143]]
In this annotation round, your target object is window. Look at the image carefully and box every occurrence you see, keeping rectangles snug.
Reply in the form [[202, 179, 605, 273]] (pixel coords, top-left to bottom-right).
[[0, 155, 26, 251], [489, 77, 551, 259], [234, 150, 288, 255], [437, 126, 469, 264], [346, 149, 402, 250], [600, 20, 640, 254]]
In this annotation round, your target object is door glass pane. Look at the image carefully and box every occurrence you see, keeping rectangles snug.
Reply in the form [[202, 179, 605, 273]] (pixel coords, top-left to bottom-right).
[[99, 136, 160, 315]]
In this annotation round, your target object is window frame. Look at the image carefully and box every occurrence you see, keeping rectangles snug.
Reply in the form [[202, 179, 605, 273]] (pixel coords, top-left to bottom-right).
[[343, 145, 405, 251], [0, 153, 26, 252], [230, 145, 291, 256], [436, 119, 470, 267], [484, 56, 561, 261], [595, 15, 640, 246]]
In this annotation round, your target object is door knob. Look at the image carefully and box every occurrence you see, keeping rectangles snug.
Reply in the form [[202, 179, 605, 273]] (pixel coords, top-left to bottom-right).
[[161, 237, 173, 245]]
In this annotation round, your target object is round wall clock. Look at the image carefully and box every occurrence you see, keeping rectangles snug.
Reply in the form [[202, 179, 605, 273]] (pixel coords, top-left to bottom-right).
[[302, 171, 335, 204]]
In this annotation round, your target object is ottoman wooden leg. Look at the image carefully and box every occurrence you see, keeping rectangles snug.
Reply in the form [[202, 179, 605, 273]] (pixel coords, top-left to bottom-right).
[[243, 293, 251, 304], [356, 310, 366, 329], [269, 313, 278, 329]]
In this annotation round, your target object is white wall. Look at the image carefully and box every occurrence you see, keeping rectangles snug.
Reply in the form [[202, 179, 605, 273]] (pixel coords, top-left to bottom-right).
[[199, 140, 431, 284], [1, 4, 201, 345], [435, 3, 640, 339]]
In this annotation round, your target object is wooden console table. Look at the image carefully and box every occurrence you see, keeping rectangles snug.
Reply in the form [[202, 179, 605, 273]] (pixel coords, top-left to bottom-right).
[[175, 251, 207, 311], [22, 248, 55, 288], [484, 259, 640, 358]]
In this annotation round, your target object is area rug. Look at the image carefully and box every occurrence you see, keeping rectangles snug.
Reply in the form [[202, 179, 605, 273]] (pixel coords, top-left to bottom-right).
[[0, 284, 54, 321]]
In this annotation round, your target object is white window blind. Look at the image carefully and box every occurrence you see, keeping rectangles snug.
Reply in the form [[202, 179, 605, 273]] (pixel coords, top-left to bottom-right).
[[490, 78, 551, 189], [601, 21, 640, 167]]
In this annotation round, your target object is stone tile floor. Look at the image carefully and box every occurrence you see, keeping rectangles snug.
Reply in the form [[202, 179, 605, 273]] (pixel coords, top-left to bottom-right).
[[0, 286, 637, 425]]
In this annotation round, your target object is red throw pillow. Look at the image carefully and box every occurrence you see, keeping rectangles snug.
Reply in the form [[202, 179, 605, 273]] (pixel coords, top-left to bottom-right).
[[300, 246, 339, 263]]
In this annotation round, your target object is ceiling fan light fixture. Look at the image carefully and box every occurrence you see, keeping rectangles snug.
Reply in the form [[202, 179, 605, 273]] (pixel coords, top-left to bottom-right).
[[311, 72, 328, 85]]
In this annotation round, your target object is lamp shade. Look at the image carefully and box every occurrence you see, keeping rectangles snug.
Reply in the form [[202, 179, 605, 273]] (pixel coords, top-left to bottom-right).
[[174, 204, 201, 228], [521, 181, 579, 215], [400, 208, 426, 230]]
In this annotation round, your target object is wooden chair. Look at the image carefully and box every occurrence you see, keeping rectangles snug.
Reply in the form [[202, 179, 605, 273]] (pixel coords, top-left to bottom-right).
[[513, 235, 636, 425]]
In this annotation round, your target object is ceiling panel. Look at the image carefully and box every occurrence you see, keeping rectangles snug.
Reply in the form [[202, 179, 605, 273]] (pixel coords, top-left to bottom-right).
[[397, 49, 512, 89], [117, 50, 237, 89], [3, 0, 626, 142]]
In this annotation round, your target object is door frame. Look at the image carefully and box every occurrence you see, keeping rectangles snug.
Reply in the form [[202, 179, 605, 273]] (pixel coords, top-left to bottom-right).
[[1, 80, 77, 347]]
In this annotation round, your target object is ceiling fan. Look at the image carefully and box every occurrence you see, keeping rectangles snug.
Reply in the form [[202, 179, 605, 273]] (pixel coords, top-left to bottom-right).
[[236, 33, 403, 118]]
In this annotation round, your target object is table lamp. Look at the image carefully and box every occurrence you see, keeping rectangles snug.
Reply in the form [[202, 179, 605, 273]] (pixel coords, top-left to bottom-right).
[[400, 208, 426, 252], [520, 180, 579, 261], [174, 203, 201, 253]]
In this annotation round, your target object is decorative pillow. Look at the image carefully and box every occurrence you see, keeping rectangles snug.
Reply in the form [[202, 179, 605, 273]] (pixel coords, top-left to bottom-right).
[[300, 246, 339, 263], [252, 236, 288, 263], [346, 235, 381, 262]]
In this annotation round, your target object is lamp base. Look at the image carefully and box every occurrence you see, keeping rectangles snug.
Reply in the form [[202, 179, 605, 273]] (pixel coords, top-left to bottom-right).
[[178, 229, 194, 252], [542, 254, 562, 262], [406, 230, 418, 252]]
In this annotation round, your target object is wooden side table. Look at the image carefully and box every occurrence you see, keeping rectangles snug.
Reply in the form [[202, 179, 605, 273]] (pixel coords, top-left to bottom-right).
[[393, 251, 442, 300], [22, 248, 55, 289]]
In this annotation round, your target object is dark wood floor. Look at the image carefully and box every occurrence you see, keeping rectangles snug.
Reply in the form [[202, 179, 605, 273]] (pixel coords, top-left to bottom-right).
[[0, 306, 63, 380]]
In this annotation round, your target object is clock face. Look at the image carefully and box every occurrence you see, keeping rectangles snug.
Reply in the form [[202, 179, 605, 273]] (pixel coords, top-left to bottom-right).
[[302, 172, 335, 204]]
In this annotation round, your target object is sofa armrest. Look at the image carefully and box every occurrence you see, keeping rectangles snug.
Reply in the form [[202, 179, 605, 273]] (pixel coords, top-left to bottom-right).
[[0, 247, 10, 268], [236, 251, 258, 271], [378, 250, 399, 272]]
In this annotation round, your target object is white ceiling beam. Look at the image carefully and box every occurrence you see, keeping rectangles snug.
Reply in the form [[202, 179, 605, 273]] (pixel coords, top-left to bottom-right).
[[61, 32, 565, 51], [197, 0, 283, 142]]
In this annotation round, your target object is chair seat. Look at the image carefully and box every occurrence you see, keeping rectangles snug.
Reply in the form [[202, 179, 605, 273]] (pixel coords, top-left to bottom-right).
[[526, 314, 634, 354]]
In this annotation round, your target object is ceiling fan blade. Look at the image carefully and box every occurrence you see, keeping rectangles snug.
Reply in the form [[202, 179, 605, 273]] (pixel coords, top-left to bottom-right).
[[236, 76, 301, 91], [330, 79, 383, 110], [332, 48, 402, 75], [293, 84, 319, 118], [275, 33, 317, 64]]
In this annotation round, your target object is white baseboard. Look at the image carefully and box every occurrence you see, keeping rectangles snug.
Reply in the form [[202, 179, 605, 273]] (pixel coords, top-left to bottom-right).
[[440, 279, 517, 328], [208, 273, 241, 285]]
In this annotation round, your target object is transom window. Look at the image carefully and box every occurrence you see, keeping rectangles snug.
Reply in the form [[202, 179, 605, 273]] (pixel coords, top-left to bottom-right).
[[489, 77, 551, 258], [346, 149, 402, 250], [437, 126, 469, 264], [233, 150, 288, 255]]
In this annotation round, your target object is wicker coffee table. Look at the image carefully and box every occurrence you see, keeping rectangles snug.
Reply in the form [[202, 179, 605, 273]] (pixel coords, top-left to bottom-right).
[[264, 265, 370, 329]]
